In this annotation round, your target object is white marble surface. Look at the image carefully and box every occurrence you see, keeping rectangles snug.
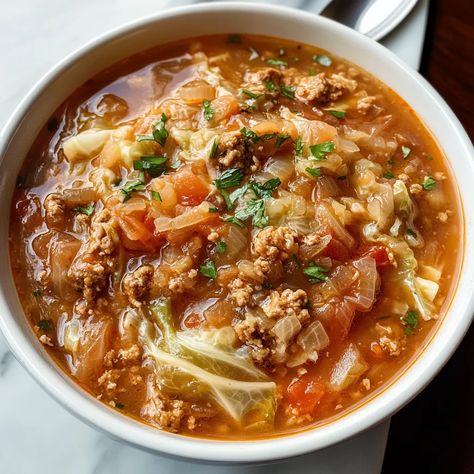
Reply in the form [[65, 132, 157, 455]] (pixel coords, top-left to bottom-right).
[[0, 1, 428, 472]]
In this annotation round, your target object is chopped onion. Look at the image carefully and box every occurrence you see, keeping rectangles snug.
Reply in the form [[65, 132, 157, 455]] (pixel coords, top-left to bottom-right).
[[154, 201, 214, 233], [346, 257, 377, 310], [316, 202, 355, 249], [270, 314, 302, 344], [329, 343, 368, 391], [179, 80, 215, 104], [297, 320, 329, 352], [264, 157, 294, 184], [61, 186, 98, 206]]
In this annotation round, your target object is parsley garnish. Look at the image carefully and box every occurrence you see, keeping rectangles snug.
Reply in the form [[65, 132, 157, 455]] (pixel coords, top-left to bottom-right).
[[133, 155, 167, 177], [235, 199, 267, 227], [280, 84, 295, 100], [241, 89, 262, 100], [275, 134, 290, 149], [426, 154, 434, 161], [138, 113, 168, 146], [216, 241, 227, 254], [225, 216, 245, 227], [267, 58, 288, 68], [220, 189, 234, 210], [295, 137, 304, 157], [401, 146, 411, 159], [249, 47, 259, 60], [151, 190, 162, 202], [37, 319, 52, 332], [203, 100, 214, 121], [213, 168, 244, 189], [32, 289, 42, 297], [303, 262, 329, 283], [383, 171, 395, 179], [309, 141, 335, 161], [240, 127, 260, 144], [406, 228, 417, 238], [121, 176, 145, 201], [422, 176, 437, 191], [200, 260, 217, 279], [387, 158, 395, 166], [265, 80, 277, 92], [313, 54, 332, 67], [402, 310, 419, 335], [227, 34, 241, 44], [208, 207, 218, 213], [73, 202, 95, 216], [209, 139, 219, 159], [329, 110, 346, 119], [306, 167, 321, 177], [115, 402, 125, 409]]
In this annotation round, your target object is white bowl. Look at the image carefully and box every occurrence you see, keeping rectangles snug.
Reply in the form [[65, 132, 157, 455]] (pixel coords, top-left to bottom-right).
[[0, 2, 473, 464]]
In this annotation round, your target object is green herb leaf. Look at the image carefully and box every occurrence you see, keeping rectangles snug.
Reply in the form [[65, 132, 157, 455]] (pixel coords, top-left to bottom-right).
[[309, 141, 335, 161], [220, 190, 234, 210], [241, 89, 262, 100], [227, 34, 241, 44], [295, 137, 304, 157], [37, 319, 52, 332], [203, 100, 214, 121], [422, 176, 437, 191], [406, 228, 417, 238], [32, 289, 42, 297], [240, 127, 260, 144], [133, 155, 167, 177], [121, 176, 145, 201], [115, 402, 125, 409], [275, 134, 290, 149], [235, 199, 267, 227], [200, 260, 217, 279], [303, 262, 329, 283], [329, 110, 346, 119], [280, 84, 295, 100], [267, 58, 288, 68], [426, 154, 434, 161], [152, 113, 168, 147], [208, 207, 219, 213], [209, 139, 219, 159], [402, 310, 419, 335], [151, 190, 162, 202], [383, 171, 395, 179], [306, 167, 321, 177], [401, 146, 411, 159], [265, 80, 277, 92], [213, 168, 244, 190], [387, 158, 395, 165], [216, 241, 227, 254], [313, 54, 332, 67], [73, 202, 95, 216], [225, 216, 245, 227], [291, 255, 301, 267]]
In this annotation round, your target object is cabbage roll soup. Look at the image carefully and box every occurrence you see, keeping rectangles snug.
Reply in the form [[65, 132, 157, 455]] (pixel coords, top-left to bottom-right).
[[10, 34, 462, 439]]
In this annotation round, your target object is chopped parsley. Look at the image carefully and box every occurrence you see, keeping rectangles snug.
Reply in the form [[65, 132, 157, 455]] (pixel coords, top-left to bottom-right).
[[213, 168, 244, 189], [133, 155, 167, 177], [291, 254, 301, 267], [387, 158, 395, 166], [280, 84, 295, 100], [200, 260, 217, 279], [309, 141, 335, 161], [235, 199, 267, 227], [73, 202, 95, 216], [426, 154, 434, 161], [402, 310, 419, 335], [220, 189, 234, 210], [267, 58, 288, 68], [265, 80, 277, 92], [241, 89, 262, 100], [313, 54, 332, 67], [275, 133, 290, 149], [115, 402, 125, 409], [422, 176, 437, 191], [37, 319, 52, 332], [225, 216, 245, 227], [137, 113, 168, 146], [240, 126, 260, 144], [295, 137, 304, 157], [151, 190, 162, 202], [121, 176, 145, 201], [401, 145, 411, 159], [227, 34, 241, 44], [209, 139, 219, 159], [32, 289, 42, 297], [383, 171, 395, 179], [303, 262, 329, 283], [208, 207, 219, 213], [215, 240, 227, 254], [406, 228, 417, 238], [329, 110, 346, 119], [203, 100, 214, 121], [306, 167, 321, 177]]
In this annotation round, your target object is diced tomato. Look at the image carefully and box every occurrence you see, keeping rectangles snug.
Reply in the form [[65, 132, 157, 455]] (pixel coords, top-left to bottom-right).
[[173, 165, 210, 206], [357, 244, 390, 267], [322, 236, 350, 262], [286, 374, 326, 414]]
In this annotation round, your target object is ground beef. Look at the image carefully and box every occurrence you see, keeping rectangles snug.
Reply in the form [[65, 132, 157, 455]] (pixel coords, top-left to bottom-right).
[[168, 268, 198, 294], [262, 289, 309, 323], [68, 209, 119, 300], [242, 67, 283, 95], [44, 193, 65, 226], [216, 132, 258, 172], [293, 73, 357, 105], [252, 226, 298, 261], [356, 95, 377, 114], [122, 265, 154, 307], [228, 278, 254, 307]]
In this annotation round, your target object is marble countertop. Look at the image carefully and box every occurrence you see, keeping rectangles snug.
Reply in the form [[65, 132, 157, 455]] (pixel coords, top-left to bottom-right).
[[0, 1, 428, 473]]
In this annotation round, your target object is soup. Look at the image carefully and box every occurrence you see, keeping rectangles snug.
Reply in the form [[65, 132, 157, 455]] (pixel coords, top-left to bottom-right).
[[9, 34, 462, 439]]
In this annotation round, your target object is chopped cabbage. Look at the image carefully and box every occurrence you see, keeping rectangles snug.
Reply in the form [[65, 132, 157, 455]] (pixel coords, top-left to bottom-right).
[[139, 298, 276, 426]]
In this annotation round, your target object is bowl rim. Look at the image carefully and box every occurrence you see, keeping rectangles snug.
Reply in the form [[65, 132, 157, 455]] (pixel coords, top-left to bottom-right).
[[0, 1, 473, 464]]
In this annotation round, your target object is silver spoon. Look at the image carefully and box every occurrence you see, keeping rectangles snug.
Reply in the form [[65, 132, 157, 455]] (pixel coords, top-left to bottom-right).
[[319, 0, 419, 41]]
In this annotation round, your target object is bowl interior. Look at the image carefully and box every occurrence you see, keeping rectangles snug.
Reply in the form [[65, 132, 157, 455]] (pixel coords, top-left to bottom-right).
[[0, 2, 473, 463]]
